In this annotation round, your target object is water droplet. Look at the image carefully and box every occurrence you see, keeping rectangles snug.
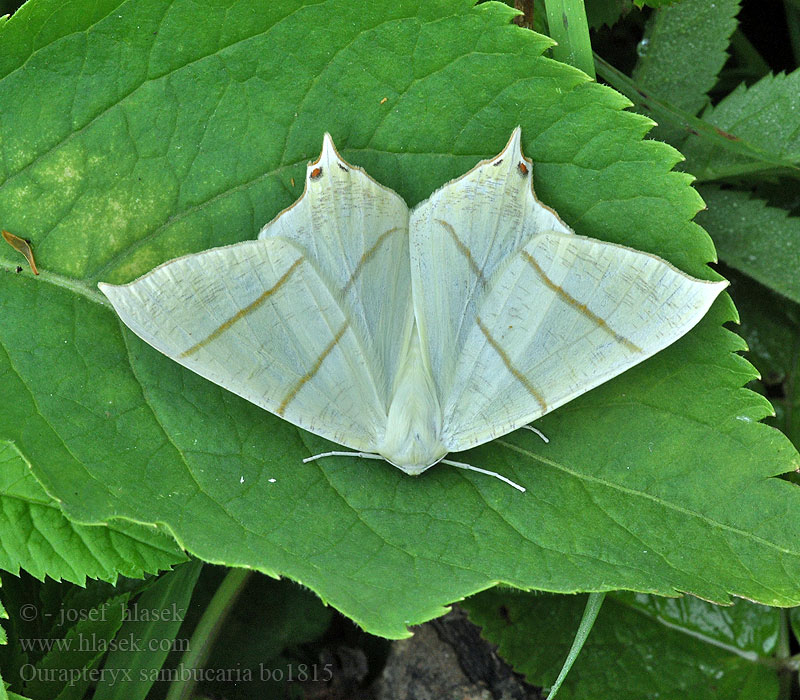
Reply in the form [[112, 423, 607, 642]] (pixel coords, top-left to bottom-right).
[[636, 38, 650, 57]]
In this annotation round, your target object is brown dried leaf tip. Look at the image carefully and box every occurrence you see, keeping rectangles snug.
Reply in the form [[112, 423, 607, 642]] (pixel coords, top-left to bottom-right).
[[2, 230, 39, 275]]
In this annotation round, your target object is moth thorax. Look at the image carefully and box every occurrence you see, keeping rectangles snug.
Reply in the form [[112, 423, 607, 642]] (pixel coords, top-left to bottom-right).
[[378, 331, 447, 474]]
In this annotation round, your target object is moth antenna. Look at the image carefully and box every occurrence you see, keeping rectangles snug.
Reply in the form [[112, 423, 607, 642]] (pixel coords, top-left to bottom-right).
[[441, 459, 526, 492]]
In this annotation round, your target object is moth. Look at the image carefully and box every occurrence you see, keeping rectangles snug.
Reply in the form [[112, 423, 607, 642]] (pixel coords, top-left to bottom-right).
[[100, 129, 726, 491]]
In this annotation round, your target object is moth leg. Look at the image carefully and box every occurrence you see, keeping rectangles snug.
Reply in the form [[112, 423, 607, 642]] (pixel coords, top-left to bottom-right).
[[440, 459, 526, 492], [522, 425, 549, 443], [302, 451, 385, 463]]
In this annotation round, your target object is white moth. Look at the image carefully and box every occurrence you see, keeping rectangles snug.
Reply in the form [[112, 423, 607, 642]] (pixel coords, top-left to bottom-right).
[[99, 129, 727, 492]]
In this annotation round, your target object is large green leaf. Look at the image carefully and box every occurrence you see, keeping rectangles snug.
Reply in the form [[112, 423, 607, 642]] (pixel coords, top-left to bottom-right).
[[682, 68, 800, 180], [585, 0, 633, 29], [0, 441, 185, 584], [22, 592, 129, 700], [1, 0, 799, 638], [201, 575, 335, 700], [725, 269, 800, 449], [633, 0, 740, 144], [93, 561, 203, 700], [596, 55, 800, 175], [464, 590, 782, 699], [695, 186, 800, 304]]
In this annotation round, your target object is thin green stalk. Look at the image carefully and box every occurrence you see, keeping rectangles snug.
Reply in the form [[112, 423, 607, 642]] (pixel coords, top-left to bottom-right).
[[545, 592, 605, 699], [543, 0, 595, 79], [777, 608, 793, 700], [166, 567, 252, 700], [595, 53, 800, 181]]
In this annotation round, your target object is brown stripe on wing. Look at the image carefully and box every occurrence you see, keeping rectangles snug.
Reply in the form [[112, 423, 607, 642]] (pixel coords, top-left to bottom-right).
[[476, 317, 547, 411], [436, 219, 488, 288], [180, 257, 304, 359], [277, 321, 350, 416], [522, 250, 642, 354], [342, 226, 403, 294]]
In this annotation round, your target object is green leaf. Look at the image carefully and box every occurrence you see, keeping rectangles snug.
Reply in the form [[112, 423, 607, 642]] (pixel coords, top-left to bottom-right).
[[166, 568, 250, 700], [724, 269, 800, 447], [464, 590, 781, 699], [633, 0, 685, 8], [586, 0, 633, 29], [0, 440, 186, 584], [682, 68, 800, 180], [202, 576, 335, 699], [791, 607, 800, 646], [5, 688, 29, 700], [22, 593, 128, 700], [695, 186, 800, 304], [6, 691, 30, 700], [0, 576, 142, 696], [0, 578, 26, 696], [93, 561, 203, 700], [632, 0, 740, 143], [0, 593, 6, 646], [1, 0, 799, 640], [596, 55, 800, 174]]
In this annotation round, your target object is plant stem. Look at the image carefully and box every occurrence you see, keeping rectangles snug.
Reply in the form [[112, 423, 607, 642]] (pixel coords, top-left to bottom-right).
[[545, 592, 605, 699], [543, 0, 595, 79], [166, 567, 252, 700], [777, 608, 793, 700], [594, 53, 800, 180]]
